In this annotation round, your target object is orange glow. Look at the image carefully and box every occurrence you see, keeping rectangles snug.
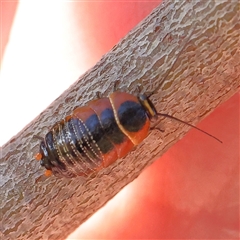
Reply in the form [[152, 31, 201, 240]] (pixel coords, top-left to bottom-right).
[[44, 170, 52, 177], [34, 153, 42, 161]]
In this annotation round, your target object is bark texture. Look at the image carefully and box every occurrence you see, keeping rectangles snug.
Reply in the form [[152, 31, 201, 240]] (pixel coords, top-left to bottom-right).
[[1, 1, 239, 239]]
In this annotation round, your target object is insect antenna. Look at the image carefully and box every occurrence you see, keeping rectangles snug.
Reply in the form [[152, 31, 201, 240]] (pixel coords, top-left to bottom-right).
[[157, 113, 222, 143]]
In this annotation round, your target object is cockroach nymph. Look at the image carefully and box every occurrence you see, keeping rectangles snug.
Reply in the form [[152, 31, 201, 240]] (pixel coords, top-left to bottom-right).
[[34, 26, 222, 178], [34, 91, 221, 178]]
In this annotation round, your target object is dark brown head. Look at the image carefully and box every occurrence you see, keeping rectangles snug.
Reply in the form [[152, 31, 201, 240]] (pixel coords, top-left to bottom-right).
[[35, 140, 53, 177], [137, 93, 158, 120]]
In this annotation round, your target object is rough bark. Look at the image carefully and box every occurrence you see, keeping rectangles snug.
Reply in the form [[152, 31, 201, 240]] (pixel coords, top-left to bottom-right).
[[1, 1, 239, 239]]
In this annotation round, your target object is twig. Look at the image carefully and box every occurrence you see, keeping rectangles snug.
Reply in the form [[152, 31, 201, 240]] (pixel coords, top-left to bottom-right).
[[1, 1, 239, 239]]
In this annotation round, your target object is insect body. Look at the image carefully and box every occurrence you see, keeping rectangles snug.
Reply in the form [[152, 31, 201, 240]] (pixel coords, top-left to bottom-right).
[[35, 92, 157, 178], [35, 91, 222, 178]]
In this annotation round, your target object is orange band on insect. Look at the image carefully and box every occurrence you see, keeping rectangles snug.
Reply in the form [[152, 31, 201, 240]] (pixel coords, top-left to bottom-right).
[[35, 153, 42, 161]]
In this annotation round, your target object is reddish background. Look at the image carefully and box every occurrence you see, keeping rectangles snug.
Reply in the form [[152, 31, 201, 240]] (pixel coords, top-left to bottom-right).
[[1, 2, 239, 239]]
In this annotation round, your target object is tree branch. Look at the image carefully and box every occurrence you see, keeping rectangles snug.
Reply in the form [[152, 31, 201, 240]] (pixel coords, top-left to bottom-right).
[[1, 1, 239, 239]]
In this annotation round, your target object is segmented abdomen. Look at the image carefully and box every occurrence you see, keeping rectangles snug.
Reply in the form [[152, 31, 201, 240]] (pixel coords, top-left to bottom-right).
[[41, 92, 150, 178]]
